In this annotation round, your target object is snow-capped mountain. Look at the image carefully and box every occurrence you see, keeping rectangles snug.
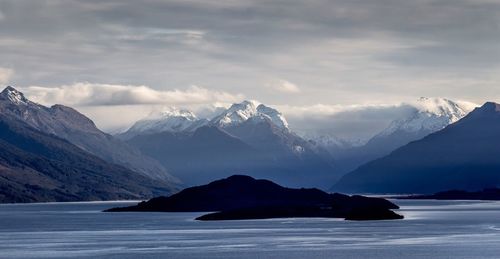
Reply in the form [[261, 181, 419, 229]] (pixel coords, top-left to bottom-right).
[[122, 100, 290, 138], [210, 100, 289, 130], [0, 86, 181, 202], [212, 101, 314, 158], [312, 97, 478, 178], [377, 97, 476, 137], [333, 101, 500, 194], [120, 108, 208, 139], [1, 86, 33, 105], [0, 86, 180, 186], [123, 100, 339, 189]]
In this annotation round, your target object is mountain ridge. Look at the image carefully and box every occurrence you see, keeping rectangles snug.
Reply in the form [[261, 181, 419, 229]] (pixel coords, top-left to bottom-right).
[[124, 100, 339, 189], [0, 112, 174, 203], [0, 86, 179, 186], [313, 97, 476, 178], [332, 101, 500, 194]]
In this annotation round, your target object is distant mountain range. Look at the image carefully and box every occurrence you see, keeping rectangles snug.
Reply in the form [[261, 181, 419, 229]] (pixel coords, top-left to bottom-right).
[[333, 102, 500, 194], [119, 97, 478, 190], [0, 86, 180, 202], [121, 100, 338, 189], [1, 85, 489, 202], [309, 97, 476, 176]]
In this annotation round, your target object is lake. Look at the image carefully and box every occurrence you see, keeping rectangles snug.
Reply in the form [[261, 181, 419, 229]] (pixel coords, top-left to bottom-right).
[[0, 200, 499, 258]]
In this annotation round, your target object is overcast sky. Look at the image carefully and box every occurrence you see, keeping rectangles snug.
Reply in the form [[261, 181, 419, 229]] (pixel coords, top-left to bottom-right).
[[0, 0, 497, 137]]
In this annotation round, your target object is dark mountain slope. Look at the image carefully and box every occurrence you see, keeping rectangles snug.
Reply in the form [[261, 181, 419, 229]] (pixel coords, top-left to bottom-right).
[[0, 114, 173, 203], [221, 118, 340, 188], [0, 86, 179, 188], [128, 122, 338, 189], [333, 102, 500, 194]]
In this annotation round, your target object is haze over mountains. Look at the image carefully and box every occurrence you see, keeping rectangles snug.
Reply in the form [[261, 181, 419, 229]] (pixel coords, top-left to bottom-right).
[[333, 102, 500, 194], [1, 85, 496, 202], [120, 97, 476, 189], [313, 97, 476, 175], [122, 100, 338, 189]]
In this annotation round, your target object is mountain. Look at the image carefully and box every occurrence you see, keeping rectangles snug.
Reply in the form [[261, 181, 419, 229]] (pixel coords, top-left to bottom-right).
[[377, 97, 472, 136], [210, 100, 288, 130], [0, 112, 174, 203], [105, 175, 402, 221], [332, 102, 500, 194], [118, 108, 208, 140], [315, 97, 476, 176], [125, 101, 339, 189], [210, 101, 338, 187], [0, 86, 179, 186], [127, 126, 259, 186]]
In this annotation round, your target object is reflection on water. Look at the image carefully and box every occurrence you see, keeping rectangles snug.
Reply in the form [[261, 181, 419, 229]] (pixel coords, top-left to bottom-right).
[[0, 200, 500, 258]]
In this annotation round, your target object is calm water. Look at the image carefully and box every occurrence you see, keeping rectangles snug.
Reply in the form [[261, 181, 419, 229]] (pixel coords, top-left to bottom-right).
[[0, 200, 500, 258]]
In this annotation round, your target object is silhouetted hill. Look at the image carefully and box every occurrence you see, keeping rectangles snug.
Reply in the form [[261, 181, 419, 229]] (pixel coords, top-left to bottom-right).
[[106, 175, 402, 221]]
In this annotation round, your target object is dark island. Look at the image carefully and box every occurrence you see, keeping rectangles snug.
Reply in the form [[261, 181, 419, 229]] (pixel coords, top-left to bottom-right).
[[400, 188, 500, 200], [105, 175, 403, 221]]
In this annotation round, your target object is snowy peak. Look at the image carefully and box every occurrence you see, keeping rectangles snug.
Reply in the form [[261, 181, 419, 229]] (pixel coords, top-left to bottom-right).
[[213, 100, 259, 127], [125, 107, 208, 136], [211, 100, 289, 130], [378, 97, 477, 137], [149, 108, 197, 121], [256, 104, 289, 129], [413, 97, 472, 122], [0, 86, 30, 105], [114, 103, 286, 139]]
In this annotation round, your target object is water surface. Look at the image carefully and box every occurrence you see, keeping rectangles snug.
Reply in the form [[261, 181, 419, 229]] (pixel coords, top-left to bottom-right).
[[0, 200, 499, 258]]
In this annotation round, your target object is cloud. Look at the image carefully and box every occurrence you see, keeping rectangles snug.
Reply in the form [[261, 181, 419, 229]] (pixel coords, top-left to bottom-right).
[[1, 0, 497, 133], [21, 83, 244, 106], [278, 98, 479, 141], [75, 102, 232, 133], [267, 79, 301, 94], [278, 103, 413, 141], [1, 0, 499, 106], [0, 67, 13, 84]]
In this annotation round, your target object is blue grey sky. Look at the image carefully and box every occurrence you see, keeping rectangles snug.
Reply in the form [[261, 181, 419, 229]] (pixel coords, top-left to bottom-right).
[[0, 0, 497, 136]]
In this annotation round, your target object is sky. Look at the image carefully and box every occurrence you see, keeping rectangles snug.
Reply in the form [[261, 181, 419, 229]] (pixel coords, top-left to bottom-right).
[[0, 0, 498, 138]]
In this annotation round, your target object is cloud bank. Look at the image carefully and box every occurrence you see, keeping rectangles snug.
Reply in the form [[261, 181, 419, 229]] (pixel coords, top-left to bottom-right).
[[22, 83, 244, 106], [279, 98, 478, 141], [18, 83, 479, 139]]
